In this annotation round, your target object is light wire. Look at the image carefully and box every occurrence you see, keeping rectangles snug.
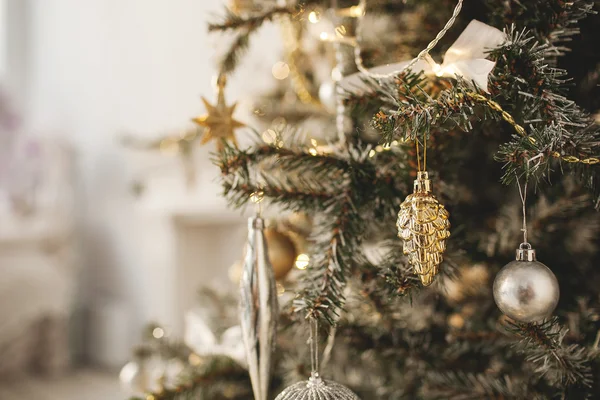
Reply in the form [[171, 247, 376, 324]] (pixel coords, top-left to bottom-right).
[[353, 0, 464, 79]]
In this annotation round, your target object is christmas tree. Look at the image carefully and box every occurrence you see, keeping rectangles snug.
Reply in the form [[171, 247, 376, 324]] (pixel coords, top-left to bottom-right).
[[127, 0, 600, 398]]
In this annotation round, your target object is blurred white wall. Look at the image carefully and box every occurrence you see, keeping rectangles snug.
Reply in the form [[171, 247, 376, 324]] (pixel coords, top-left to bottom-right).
[[13, 0, 281, 363]]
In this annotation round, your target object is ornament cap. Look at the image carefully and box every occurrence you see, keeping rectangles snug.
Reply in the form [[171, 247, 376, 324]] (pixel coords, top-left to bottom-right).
[[251, 216, 265, 229], [414, 171, 432, 193], [515, 242, 536, 262]]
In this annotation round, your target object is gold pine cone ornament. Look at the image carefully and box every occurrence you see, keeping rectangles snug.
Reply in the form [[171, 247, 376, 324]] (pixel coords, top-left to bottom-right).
[[397, 171, 450, 286]]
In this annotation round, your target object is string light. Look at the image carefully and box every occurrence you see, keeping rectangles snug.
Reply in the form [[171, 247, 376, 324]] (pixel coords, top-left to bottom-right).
[[276, 282, 286, 295], [262, 129, 277, 144], [308, 11, 321, 23], [309, 138, 319, 156], [295, 254, 310, 269], [335, 5, 364, 18], [159, 139, 179, 154], [188, 353, 202, 366], [250, 190, 265, 203], [152, 327, 165, 339], [331, 67, 343, 81], [272, 61, 290, 80], [352, 0, 464, 79]]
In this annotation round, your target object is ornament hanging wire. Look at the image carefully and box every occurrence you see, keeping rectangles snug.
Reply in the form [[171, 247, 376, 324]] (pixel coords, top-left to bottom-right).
[[414, 131, 427, 172], [274, 316, 361, 400], [515, 154, 542, 245], [515, 172, 528, 245]]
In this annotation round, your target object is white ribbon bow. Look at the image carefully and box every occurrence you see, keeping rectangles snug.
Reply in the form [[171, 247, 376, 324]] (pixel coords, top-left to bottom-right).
[[184, 310, 247, 367], [341, 20, 505, 93]]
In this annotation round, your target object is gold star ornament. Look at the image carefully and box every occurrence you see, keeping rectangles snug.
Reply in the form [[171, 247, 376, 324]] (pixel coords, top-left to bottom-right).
[[193, 76, 245, 151]]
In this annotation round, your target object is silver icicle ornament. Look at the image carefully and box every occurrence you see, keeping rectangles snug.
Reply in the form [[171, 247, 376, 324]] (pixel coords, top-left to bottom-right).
[[493, 243, 559, 323], [240, 214, 279, 400]]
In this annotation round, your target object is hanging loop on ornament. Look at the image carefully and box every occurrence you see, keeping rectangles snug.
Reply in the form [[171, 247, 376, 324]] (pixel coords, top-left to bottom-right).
[[516, 242, 536, 262], [212, 73, 227, 92], [250, 166, 266, 216], [515, 171, 529, 245], [519, 242, 532, 250]]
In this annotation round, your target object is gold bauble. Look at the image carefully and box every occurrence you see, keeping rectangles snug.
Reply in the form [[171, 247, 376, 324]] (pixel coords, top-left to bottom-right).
[[285, 212, 313, 237], [445, 264, 491, 303], [397, 171, 450, 286], [265, 228, 298, 280]]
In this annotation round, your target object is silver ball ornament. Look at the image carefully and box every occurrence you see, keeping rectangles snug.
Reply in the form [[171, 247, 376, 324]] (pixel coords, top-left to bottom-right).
[[275, 373, 361, 400], [493, 244, 559, 323]]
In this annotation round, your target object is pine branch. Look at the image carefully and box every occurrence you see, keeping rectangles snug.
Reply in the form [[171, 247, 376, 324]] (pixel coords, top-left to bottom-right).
[[208, 6, 296, 76], [373, 82, 503, 144], [486, 0, 595, 51], [222, 180, 334, 211], [216, 141, 354, 211], [504, 318, 594, 389], [218, 32, 251, 76], [489, 26, 600, 202], [293, 190, 361, 324], [131, 355, 251, 400], [217, 141, 351, 178], [424, 371, 531, 400], [208, 6, 294, 32]]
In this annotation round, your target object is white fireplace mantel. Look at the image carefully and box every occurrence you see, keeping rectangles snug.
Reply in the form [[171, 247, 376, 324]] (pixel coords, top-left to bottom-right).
[[127, 151, 251, 335]]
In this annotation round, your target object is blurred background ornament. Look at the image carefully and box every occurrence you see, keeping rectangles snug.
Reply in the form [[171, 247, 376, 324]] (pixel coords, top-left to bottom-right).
[[443, 263, 490, 304], [240, 212, 278, 400], [493, 243, 559, 323], [119, 346, 162, 395]]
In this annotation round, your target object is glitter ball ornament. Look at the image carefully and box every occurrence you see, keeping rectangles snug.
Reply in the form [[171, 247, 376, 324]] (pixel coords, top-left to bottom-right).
[[397, 171, 450, 286], [275, 318, 361, 400], [493, 243, 559, 323], [275, 372, 361, 400]]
